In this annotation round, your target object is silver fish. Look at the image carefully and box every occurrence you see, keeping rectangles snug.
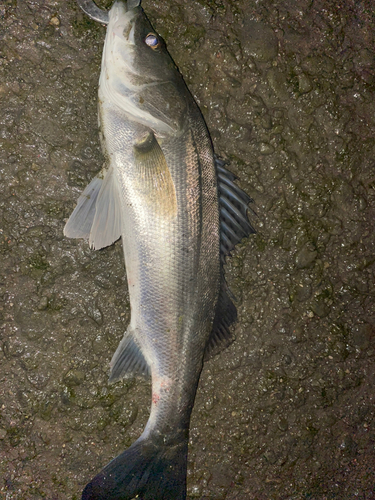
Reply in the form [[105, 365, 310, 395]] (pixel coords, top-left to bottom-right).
[[64, 1, 254, 499]]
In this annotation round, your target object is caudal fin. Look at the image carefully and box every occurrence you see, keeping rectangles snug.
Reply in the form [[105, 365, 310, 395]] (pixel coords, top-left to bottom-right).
[[82, 435, 188, 500]]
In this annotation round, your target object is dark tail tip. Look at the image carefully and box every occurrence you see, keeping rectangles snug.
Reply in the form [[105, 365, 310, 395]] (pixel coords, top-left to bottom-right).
[[82, 436, 188, 500]]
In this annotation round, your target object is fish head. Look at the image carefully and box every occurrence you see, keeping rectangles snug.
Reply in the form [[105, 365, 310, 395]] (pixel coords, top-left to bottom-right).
[[100, 0, 189, 136]]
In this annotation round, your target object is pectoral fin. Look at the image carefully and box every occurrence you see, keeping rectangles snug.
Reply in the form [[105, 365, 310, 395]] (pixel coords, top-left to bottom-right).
[[132, 131, 177, 218]]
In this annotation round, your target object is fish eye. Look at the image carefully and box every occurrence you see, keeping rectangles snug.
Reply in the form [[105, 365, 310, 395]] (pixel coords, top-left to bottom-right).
[[145, 33, 160, 49]]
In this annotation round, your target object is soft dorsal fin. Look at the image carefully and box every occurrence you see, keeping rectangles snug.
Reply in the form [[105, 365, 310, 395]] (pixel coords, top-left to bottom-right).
[[204, 282, 237, 360], [64, 165, 122, 250]]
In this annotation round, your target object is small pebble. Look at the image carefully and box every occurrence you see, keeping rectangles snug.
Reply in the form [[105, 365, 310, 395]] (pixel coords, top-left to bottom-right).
[[49, 16, 60, 26]]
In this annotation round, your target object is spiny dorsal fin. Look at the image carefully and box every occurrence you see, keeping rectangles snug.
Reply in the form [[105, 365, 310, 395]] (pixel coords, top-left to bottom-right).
[[216, 157, 256, 260], [204, 158, 255, 359]]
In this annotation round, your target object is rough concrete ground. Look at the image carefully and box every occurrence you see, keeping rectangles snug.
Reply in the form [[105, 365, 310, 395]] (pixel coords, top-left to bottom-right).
[[1, 0, 375, 498]]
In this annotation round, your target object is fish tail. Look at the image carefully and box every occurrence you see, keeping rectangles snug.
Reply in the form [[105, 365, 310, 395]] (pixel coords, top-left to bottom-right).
[[82, 434, 188, 500]]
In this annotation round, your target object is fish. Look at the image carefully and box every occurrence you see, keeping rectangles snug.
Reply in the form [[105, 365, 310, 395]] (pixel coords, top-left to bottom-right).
[[64, 1, 255, 499]]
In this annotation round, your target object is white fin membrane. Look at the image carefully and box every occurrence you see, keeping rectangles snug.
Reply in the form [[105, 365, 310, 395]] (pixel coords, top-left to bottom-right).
[[64, 168, 106, 240], [89, 166, 122, 249], [64, 165, 122, 250]]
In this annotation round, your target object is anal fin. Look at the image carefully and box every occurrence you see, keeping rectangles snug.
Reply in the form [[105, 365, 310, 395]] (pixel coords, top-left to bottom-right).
[[109, 328, 150, 383]]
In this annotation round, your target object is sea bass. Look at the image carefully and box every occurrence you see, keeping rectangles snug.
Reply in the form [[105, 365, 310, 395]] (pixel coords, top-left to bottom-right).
[[64, 1, 254, 499]]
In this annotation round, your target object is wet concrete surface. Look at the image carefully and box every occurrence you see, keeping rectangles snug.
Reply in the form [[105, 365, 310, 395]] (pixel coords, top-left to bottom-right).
[[1, 0, 375, 498]]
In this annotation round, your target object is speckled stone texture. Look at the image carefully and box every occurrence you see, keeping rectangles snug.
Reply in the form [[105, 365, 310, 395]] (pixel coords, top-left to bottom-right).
[[0, 0, 374, 499]]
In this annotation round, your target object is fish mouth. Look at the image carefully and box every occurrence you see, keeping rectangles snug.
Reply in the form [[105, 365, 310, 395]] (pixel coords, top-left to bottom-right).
[[76, 0, 141, 24], [110, 2, 139, 45]]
